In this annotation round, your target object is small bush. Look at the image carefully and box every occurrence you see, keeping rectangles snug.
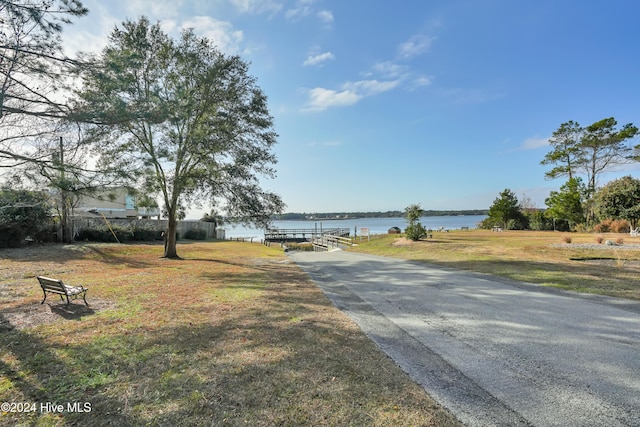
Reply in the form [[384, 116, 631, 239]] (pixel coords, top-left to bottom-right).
[[77, 225, 167, 242], [0, 224, 25, 248], [594, 219, 612, 233], [0, 189, 53, 247], [76, 226, 132, 242], [574, 223, 590, 233], [595, 219, 631, 233], [562, 235, 572, 244], [133, 229, 163, 241], [184, 229, 207, 240], [405, 223, 427, 241], [611, 219, 631, 233], [616, 237, 624, 245], [596, 235, 604, 244]]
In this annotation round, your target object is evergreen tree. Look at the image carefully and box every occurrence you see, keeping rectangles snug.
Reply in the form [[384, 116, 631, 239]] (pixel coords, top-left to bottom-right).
[[545, 177, 585, 230], [404, 203, 426, 241], [487, 189, 522, 230]]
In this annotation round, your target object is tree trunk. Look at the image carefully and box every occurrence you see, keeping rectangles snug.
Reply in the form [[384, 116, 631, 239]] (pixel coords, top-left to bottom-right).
[[60, 191, 73, 243], [164, 215, 180, 258]]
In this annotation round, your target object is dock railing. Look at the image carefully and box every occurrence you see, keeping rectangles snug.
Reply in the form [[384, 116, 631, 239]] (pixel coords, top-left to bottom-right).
[[264, 227, 352, 251], [311, 233, 353, 251]]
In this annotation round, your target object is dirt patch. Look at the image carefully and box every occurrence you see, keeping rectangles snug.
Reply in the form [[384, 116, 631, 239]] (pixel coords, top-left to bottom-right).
[[391, 237, 438, 246], [392, 237, 416, 246], [0, 298, 116, 331]]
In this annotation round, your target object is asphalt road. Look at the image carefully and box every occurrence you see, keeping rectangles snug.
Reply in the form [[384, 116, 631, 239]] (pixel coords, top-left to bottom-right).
[[288, 250, 640, 427]]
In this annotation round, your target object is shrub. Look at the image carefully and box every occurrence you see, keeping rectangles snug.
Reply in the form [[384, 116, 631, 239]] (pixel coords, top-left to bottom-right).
[[405, 223, 427, 241], [404, 204, 427, 241], [616, 237, 624, 245], [594, 219, 612, 233], [596, 235, 604, 244], [574, 223, 590, 233], [611, 219, 630, 233], [184, 228, 207, 240], [0, 189, 53, 247], [526, 211, 554, 231], [562, 235, 572, 244], [132, 229, 163, 241], [76, 226, 133, 243], [0, 224, 25, 248], [594, 219, 631, 233], [77, 224, 168, 242]]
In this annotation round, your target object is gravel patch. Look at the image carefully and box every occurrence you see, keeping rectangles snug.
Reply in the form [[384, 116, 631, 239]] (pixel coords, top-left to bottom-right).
[[552, 243, 640, 250]]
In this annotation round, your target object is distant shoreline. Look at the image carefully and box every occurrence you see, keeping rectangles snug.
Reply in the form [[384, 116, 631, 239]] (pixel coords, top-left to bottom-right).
[[272, 210, 488, 221]]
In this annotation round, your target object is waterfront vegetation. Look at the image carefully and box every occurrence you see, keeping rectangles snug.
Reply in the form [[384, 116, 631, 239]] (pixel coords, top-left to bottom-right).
[[0, 241, 459, 426], [351, 229, 640, 301]]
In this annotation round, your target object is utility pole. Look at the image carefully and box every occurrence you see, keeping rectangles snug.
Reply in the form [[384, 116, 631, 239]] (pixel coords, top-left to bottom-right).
[[57, 136, 72, 243]]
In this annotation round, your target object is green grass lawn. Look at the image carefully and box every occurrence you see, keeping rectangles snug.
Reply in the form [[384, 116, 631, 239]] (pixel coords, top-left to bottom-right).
[[0, 241, 460, 427], [351, 230, 640, 300]]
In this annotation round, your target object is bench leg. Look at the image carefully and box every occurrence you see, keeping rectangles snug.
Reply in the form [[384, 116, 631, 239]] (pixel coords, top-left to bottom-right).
[[82, 291, 88, 306], [41, 290, 47, 304]]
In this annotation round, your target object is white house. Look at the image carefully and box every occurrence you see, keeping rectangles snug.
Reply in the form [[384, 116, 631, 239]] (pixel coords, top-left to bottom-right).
[[74, 187, 159, 219]]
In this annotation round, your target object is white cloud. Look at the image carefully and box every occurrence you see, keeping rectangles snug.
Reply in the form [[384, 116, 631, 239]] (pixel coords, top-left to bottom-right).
[[126, 0, 185, 20], [304, 87, 361, 111], [343, 79, 400, 96], [412, 75, 433, 88], [307, 140, 342, 147], [285, 0, 315, 21], [397, 34, 435, 59], [520, 136, 550, 150], [367, 62, 432, 91], [317, 10, 334, 25], [229, 0, 283, 15], [159, 19, 179, 34], [371, 61, 407, 79], [181, 16, 244, 54], [61, 2, 119, 55], [63, 29, 111, 56], [303, 51, 335, 66], [303, 79, 399, 111]]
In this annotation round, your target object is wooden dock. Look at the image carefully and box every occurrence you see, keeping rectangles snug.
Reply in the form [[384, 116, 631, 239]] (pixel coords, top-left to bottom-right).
[[264, 227, 353, 251]]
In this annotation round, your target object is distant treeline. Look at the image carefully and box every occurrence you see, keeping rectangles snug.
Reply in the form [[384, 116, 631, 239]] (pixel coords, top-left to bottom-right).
[[272, 210, 488, 220]]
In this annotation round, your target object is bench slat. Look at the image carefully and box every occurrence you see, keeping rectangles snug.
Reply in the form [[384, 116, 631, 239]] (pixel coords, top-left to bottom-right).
[[37, 276, 88, 306]]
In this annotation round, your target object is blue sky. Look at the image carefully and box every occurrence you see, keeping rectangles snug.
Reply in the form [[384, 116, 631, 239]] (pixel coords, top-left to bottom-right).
[[61, 0, 640, 216]]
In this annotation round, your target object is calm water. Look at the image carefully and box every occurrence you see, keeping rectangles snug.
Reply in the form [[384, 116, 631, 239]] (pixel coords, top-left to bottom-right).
[[220, 215, 487, 239]]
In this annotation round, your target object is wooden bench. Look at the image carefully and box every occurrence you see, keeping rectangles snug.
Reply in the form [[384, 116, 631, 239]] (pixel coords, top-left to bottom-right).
[[37, 276, 88, 307]]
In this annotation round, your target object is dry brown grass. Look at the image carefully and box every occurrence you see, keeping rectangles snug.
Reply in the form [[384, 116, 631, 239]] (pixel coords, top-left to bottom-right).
[[0, 241, 459, 426], [352, 230, 640, 300]]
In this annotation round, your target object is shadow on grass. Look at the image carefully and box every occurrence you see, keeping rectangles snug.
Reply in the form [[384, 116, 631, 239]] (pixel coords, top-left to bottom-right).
[[49, 303, 98, 320], [0, 292, 456, 426], [1, 242, 459, 426], [0, 243, 90, 264], [200, 263, 309, 287], [83, 246, 152, 268], [0, 311, 139, 427]]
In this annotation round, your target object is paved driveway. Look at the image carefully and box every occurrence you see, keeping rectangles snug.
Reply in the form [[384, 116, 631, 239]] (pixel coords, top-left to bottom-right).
[[288, 250, 640, 427]]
